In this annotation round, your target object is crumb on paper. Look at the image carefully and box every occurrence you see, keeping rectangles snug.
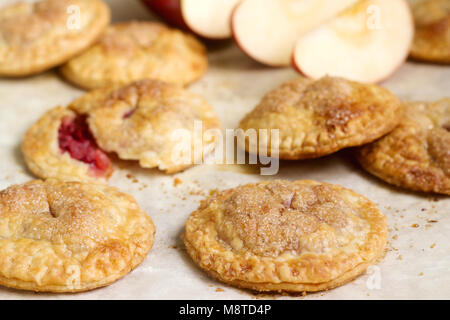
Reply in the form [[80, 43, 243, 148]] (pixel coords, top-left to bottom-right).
[[189, 189, 205, 196], [392, 234, 398, 240], [430, 243, 436, 249], [427, 220, 438, 223], [138, 183, 148, 191], [411, 224, 419, 228], [215, 288, 224, 292], [173, 178, 182, 187], [126, 173, 138, 183], [419, 272, 424, 276]]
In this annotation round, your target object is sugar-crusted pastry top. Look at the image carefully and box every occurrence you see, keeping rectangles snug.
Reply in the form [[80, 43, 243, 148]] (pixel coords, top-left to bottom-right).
[[185, 180, 387, 288], [217, 181, 371, 257], [0, 179, 155, 292], [100, 21, 169, 54], [357, 98, 450, 195], [410, 0, 450, 63], [0, 0, 110, 76], [239, 76, 403, 159], [60, 21, 207, 89], [69, 79, 220, 173]]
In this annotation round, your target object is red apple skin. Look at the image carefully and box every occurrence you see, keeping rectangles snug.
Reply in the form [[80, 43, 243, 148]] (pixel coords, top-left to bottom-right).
[[140, 0, 228, 42], [140, 0, 189, 30], [291, 51, 303, 74]]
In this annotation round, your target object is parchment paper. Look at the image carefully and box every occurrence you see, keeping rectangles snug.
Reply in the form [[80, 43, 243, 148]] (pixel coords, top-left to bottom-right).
[[0, 0, 448, 300]]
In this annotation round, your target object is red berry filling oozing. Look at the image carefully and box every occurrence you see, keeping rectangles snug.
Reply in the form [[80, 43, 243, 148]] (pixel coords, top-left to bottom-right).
[[123, 108, 136, 119], [58, 115, 112, 177]]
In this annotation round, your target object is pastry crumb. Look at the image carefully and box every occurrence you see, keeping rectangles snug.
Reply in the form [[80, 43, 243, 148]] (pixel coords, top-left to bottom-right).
[[173, 178, 183, 187]]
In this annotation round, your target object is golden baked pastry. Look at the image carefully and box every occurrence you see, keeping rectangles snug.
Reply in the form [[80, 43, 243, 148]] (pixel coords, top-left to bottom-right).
[[356, 98, 450, 195], [410, 0, 450, 64], [0, 179, 155, 292], [60, 21, 208, 89], [69, 79, 220, 173], [22, 106, 113, 182], [0, 0, 110, 76], [238, 76, 404, 160], [22, 79, 220, 179], [184, 180, 387, 293]]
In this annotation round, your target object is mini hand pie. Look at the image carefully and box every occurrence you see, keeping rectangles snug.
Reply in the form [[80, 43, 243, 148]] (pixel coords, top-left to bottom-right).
[[410, 0, 450, 64], [60, 21, 208, 89], [22, 79, 220, 181], [357, 98, 450, 195], [238, 76, 403, 160], [184, 180, 387, 292], [0, 0, 110, 76], [0, 179, 155, 292]]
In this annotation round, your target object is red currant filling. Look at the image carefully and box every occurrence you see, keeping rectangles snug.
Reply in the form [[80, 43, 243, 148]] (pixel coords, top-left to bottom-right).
[[58, 115, 111, 176], [123, 108, 136, 119]]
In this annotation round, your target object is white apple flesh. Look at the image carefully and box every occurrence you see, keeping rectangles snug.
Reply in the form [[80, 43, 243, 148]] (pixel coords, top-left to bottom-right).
[[292, 0, 414, 83], [142, 0, 241, 39], [181, 0, 241, 39], [231, 0, 360, 66]]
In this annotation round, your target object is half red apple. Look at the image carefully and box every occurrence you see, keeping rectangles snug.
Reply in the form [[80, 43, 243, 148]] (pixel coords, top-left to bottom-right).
[[231, 0, 360, 66], [142, 0, 241, 39], [292, 0, 414, 83]]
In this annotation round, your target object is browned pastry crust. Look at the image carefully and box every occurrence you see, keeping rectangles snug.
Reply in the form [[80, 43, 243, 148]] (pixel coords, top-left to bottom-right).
[[60, 21, 208, 89], [238, 76, 404, 160], [184, 180, 388, 293], [0, 179, 155, 292], [410, 0, 450, 64], [0, 0, 110, 76], [69, 79, 221, 173], [356, 98, 450, 195]]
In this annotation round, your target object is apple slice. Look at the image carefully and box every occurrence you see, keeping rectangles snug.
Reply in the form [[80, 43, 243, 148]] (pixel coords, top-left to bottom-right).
[[293, 0, 414, 83], [141, 0, 188, 30], [141, 0, 241, 39], [231, 0, 360, 66]]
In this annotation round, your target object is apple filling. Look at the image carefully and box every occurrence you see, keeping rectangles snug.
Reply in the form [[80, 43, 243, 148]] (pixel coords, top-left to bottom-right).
[[122, 108, 136, 119], [58, 115, 111, 176]]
